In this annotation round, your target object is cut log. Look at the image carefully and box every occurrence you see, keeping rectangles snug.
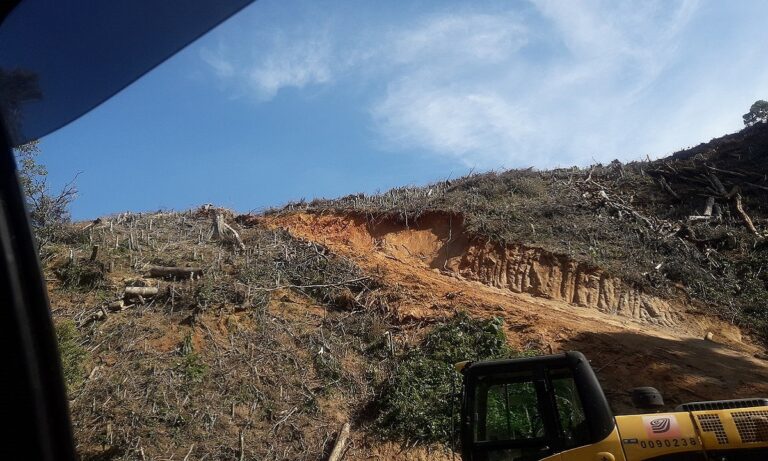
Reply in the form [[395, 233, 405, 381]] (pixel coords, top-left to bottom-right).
[[124, 286, 158, 297], [148, 266, 203, 280], [107, 299, 125, 311], [327, 423, 350, 461], [713, 203, 722, 219], [703, 196, 715, 216]]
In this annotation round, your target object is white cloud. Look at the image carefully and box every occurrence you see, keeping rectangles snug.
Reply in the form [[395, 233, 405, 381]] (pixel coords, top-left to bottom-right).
[[367, 0, 707, 167], [201, 1, 768, 168], [200, 29, 333, 101], [246, 34, 333, 100], [531, 0, 699, 98], [200, 48, 234, 78], [389, 13, 527, 66], [373, 78, 533, 166], [368, 12, 537, 166]]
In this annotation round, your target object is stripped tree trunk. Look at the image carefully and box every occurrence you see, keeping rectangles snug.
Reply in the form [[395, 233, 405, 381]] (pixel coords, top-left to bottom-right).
[[734, 193, 760, 236], [327, 423, 350, 461], [212, 211, 246, 251]]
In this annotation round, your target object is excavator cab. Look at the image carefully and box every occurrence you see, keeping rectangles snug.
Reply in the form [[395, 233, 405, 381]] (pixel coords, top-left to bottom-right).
[[458, 351, 616, 461]]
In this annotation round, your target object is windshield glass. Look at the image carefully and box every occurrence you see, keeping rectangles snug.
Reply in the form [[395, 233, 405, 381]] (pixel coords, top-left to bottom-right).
[[0, 0, 253, 146], [474, 373, 543, 443]]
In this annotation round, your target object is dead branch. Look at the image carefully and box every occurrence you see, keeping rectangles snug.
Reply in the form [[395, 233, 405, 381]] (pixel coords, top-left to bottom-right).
[[745, 182, 768, 191], [705, 164, 748, 177], [183, 443, 195, 461], [596, 190, 656, 230], [239, 430, 245, 461], [252, 276, 371, 292], [658, 176, 680, 200]]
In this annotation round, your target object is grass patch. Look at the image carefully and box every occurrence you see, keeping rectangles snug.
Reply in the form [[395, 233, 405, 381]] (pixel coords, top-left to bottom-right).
[[55, 319, 87, 391]]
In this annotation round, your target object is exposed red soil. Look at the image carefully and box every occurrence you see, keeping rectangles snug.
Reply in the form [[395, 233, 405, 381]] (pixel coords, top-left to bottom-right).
[[263, 211, 768, 416]]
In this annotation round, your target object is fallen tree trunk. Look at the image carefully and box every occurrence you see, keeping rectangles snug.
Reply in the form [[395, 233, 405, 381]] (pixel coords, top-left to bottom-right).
[[81, 218, 102, 231], [327, 423, 350, 461], [148, 265, 203, 280], [734, 193, 760, 236]]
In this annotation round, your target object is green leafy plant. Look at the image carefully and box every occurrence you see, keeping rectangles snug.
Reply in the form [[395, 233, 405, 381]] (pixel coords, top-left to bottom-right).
[[178, 334, 208, 383], [375, 313, 518, 444]]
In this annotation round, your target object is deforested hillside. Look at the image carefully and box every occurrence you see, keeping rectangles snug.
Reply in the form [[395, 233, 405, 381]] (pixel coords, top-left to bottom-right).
[[48, 208, 414, 460], [273, 122, 768, 344], [46, 125, 768, 461]]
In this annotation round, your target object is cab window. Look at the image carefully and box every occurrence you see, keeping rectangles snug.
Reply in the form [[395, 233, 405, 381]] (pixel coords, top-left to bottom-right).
[[474, 374, 543, 442], [550, 369, 590, 448]]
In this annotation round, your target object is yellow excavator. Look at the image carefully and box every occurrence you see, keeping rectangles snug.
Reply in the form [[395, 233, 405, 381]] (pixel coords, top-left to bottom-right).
[[456, 352, 768, 460]]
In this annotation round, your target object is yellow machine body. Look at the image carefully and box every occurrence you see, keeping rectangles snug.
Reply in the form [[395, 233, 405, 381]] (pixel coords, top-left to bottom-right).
[[542, 406, 768, 460], [459, 353, 768, 461]]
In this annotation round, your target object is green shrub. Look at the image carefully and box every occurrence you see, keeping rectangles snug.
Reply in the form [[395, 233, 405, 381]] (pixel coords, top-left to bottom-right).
[[375, 313, 517, 444], [423, 313, 513, 363], [55, 320, 87, 391], [179, 353, 207, 383]]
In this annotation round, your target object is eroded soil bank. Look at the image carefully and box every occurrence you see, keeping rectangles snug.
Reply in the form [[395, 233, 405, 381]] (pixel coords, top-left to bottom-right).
[[263, 211, 767, 414]]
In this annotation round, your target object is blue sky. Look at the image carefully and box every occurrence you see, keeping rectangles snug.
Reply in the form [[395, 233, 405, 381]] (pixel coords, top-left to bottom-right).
[[38, 0, 768, 220]]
